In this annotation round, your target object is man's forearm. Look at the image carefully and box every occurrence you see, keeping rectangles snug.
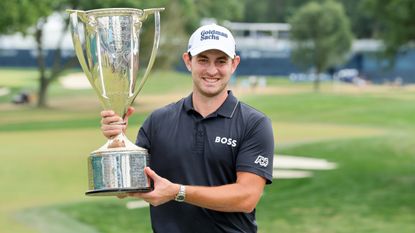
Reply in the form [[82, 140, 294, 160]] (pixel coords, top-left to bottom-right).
[[182, 172, 265, 213], [130, 169, 266, 212]]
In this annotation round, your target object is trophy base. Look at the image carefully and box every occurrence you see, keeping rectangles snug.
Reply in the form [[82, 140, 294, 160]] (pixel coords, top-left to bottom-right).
[[87, 148, 152, 196], [86, 187, 153, 196]]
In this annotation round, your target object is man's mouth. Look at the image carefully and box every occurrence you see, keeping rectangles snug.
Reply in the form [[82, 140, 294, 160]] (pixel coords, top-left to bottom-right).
[[203, 77, 219, 83]]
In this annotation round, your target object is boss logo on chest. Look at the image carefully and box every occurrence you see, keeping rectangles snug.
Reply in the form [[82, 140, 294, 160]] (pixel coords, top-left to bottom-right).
[[214, 136, 237, 147]]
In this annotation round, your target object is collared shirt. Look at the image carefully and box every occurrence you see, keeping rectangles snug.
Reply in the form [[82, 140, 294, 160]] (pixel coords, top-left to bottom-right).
[[136, 91, 274, 233]]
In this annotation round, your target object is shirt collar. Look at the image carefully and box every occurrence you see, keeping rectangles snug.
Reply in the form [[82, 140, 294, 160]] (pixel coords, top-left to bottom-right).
[[183, 90, 239, 119]]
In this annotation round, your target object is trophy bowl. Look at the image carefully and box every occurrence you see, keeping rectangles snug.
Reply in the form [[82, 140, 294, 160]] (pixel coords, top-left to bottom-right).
[[67, 8, 164, 196]]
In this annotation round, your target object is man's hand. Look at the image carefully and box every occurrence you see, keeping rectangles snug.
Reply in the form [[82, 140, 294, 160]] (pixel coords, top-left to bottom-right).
[[100, 107, 135, 138], [128, 167, 180, 207]]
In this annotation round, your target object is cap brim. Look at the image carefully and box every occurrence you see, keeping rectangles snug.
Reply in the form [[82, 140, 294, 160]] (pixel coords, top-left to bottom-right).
[[189, 45, 235, 58]]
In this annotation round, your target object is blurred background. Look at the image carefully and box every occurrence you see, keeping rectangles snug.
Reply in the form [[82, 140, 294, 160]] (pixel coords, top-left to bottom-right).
[[0, 0, 414, 233]]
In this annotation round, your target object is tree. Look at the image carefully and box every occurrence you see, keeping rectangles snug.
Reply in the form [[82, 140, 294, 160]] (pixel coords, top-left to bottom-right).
[[0, 0, 45, 34], [337, 0, 377, 38], [0, 0, 77, 107], [243, 0, 303, 23], [289, 0, 353, 91], [193, 0, 244, 24], [362, 0, 415, 56]]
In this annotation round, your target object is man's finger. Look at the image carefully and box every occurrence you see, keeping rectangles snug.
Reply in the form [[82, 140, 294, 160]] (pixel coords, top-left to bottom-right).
[[144, 167, 160, 181], [101, 110, 115, 117], [125, 107, 135, 118]]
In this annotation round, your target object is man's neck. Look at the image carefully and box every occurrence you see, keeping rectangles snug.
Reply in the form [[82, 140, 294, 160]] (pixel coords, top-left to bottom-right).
[[192, 91, 228, 118]]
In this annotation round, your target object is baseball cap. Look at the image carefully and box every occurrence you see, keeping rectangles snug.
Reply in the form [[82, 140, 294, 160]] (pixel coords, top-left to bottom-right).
[[187, 24, 236, 58]]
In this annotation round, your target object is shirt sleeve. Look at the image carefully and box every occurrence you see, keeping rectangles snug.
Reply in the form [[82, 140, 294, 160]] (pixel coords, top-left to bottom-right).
[[236, 116, 275, 184]]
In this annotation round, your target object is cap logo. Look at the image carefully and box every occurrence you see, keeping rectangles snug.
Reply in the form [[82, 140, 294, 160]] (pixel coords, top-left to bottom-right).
[[200, 30, 228, 41], [188, 25, 235, 57]]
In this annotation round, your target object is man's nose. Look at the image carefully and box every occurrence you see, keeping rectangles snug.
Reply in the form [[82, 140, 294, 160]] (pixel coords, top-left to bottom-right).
[[206, 62, 218, 76]]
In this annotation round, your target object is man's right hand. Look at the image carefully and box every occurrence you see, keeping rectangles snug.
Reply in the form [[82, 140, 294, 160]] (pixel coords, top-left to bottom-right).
[[100, 107, 135, 139]]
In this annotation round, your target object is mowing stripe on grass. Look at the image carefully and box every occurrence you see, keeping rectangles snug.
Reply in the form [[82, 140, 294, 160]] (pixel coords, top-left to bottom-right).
[[15, 208, 99, 233]]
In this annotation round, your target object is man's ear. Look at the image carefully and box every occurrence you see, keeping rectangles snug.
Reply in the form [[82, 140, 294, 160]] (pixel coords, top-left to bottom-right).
[[182, 52, 192, 72], [231, 55, 241, 74]]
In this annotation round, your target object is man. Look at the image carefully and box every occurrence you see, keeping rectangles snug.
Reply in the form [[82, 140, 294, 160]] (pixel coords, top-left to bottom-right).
[[101, 24, 274, 233]]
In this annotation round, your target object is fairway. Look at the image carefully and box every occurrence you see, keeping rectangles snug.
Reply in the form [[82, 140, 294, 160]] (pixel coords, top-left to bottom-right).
[[0, 69, 414, 233]]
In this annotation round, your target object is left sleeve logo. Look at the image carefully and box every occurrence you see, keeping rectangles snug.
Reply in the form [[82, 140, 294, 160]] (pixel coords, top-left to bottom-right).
[[254, 155, 269, 167]]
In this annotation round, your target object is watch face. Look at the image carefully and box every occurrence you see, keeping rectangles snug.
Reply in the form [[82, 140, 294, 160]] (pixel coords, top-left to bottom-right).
[[175, 185, 186, 202]]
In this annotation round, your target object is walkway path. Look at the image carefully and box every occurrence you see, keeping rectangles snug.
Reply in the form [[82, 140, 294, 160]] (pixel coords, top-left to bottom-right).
[[273, 154, 337, 179]]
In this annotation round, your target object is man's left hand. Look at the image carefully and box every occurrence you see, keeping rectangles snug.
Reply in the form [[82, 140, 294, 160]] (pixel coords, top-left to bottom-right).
[[128, 167, 180, 206]]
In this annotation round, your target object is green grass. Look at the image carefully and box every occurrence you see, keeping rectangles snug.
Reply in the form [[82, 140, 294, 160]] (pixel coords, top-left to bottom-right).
[[58, 199, 153, 233], [242, 92, 415, 129], [0, 68, 414, 233], [0, 67, 39, 87], [257, 136, 415, 233]]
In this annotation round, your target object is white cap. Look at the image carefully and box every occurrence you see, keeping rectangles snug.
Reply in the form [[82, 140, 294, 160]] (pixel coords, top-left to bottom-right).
[[187, 24, 236, 58]]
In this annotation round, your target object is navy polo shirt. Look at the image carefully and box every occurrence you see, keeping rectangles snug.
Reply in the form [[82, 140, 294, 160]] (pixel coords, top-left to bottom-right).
[[136, 91, 274, 233]]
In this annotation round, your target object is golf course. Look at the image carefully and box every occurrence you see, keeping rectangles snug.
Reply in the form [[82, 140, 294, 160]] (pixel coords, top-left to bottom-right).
[[0, 68, 414, 233]]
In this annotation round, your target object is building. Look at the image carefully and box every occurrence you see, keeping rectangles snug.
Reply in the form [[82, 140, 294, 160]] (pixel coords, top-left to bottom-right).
[[224, 21, 415, 84]]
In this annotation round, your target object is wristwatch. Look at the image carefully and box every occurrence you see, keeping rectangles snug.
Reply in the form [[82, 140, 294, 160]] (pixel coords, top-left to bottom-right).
[[174, 185, 186, 202]]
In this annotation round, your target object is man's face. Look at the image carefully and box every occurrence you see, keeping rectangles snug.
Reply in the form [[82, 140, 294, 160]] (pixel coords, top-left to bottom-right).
[[183, 49, 240, 98]]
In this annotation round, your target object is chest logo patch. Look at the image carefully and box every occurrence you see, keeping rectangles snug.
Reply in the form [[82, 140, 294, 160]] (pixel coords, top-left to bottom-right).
[[255, 155, 269, 167], [214, 136, 237, 147]]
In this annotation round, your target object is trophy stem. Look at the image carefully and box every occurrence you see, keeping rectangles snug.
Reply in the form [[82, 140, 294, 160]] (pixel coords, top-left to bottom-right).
[[94, 132, 144, 152], [106, 133, 137, 149]]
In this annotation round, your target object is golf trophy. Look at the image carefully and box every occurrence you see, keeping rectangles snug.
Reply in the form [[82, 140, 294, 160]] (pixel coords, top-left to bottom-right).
[[67, 8, 164, 196]]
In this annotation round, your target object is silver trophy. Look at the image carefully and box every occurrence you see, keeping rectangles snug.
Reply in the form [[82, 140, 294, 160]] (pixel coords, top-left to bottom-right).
[[67, 8, 164, 196]]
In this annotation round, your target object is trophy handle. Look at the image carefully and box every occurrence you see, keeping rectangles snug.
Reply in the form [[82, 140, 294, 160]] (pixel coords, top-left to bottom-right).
[[133, 8, 164, 99], [68, 10, 93, 81]]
